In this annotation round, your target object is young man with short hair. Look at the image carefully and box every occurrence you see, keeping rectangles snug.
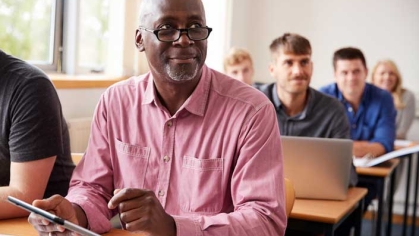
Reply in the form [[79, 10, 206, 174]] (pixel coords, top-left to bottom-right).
[[223, 47, 254, 85], [320, 47, 396, 213]]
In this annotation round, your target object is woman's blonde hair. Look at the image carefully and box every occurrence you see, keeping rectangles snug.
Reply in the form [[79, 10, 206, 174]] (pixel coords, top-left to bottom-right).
[[371, 59, 405, 109]]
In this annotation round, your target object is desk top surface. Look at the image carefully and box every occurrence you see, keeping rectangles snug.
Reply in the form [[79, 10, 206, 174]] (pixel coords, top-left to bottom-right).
[[0, 217, 140, 236], [0, 189, 370, 234], [356, 158, 400, 177], [289, 187, 368, 224]]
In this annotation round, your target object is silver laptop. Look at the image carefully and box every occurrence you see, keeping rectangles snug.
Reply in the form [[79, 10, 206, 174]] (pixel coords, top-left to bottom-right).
[[281, 136, 353, 200]]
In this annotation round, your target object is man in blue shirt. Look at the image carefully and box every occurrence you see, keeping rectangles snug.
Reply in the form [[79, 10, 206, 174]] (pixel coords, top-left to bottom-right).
[[320, 47, 396, 158], [320, 47, 396, 212]]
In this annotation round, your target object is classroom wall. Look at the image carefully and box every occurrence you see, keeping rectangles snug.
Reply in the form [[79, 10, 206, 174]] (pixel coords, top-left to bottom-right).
[[229, 0, 419, 112], [57, 89, 104, 119]]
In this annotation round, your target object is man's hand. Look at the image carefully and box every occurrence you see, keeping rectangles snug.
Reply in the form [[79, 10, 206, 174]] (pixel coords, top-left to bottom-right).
[[28, 195, 79, 235], [353, 141, 386, 158], [108, 188, 176, 236]]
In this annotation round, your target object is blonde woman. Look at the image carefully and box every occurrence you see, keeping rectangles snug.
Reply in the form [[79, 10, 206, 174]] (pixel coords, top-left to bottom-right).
[[371, 60, 416, 139]]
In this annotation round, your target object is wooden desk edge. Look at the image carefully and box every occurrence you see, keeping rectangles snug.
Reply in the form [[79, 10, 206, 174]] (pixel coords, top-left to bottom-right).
[[356, 158, 400, 177], [289, 188, 368, 224], [0, 217, 138, 236]]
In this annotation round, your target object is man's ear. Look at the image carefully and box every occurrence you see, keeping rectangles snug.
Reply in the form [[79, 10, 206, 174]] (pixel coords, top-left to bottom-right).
[[135, 29, 145, 52], [269, 63, 275, 76], [310, 61, 314, 74]]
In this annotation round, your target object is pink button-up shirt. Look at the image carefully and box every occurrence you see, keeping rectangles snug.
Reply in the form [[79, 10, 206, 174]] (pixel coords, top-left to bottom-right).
[[67, 65, 286, 235]]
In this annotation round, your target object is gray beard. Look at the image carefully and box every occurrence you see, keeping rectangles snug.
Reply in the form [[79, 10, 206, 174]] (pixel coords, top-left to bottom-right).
[[165, 64, 198, 82]]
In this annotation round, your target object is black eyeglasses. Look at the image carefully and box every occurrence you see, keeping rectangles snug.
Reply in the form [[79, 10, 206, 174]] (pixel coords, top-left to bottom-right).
[[138, 26, 212, 42]]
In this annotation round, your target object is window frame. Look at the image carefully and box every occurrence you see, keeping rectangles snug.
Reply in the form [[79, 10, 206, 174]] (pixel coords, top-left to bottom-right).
[[5, 0, 228, 79], [25, 0, 63, 72], [61, 0, 141, 76]]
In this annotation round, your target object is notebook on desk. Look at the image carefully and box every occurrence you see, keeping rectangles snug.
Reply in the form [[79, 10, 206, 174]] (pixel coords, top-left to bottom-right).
[[281, 136, 353, 200], [353, 140, 419, 167]]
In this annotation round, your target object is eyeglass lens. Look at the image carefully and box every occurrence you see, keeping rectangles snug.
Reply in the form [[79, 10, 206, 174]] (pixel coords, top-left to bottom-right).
[[158, 28, 208, 41]]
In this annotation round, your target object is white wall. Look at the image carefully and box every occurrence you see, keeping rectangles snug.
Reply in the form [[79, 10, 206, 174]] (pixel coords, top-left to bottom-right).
[[202, 0, 229, 72], [229, 0, 419, 93], [57, 89, 105, 119]]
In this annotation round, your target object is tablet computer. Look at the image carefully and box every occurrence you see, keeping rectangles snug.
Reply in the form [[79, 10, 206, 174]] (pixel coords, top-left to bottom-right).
[[7, 196, 100, 236]]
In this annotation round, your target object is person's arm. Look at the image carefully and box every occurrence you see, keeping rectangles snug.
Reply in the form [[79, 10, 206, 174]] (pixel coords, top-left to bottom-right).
[[366, 91, 397, 155], [172, 103, 287, 236], [1, 76, 66, 219], [0, 156, 56, 219], [330, 102, 351, 139], [353, 141, 386, 157], [64, 92, 116, 233], [396, 91, 416, 139], [328, 101, 359, 186]]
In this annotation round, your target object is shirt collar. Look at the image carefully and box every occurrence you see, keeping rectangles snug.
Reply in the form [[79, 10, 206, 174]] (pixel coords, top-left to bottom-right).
[[335, 83, 368, 106], [336, 85, 346, 102], [142, 73, 154, 105], [141, 65, 211, 117], [183, 65, 210, 116], [272, 83, 309, 120], [272, 83, 282, 108]]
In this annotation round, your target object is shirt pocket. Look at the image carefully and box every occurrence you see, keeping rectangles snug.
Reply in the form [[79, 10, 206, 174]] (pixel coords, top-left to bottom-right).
[[180, 156, 224, 214], [114, 139, 150, 188]]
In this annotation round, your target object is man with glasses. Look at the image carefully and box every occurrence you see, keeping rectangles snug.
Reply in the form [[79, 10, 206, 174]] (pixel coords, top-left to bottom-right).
[[28, 0, 287, 235]]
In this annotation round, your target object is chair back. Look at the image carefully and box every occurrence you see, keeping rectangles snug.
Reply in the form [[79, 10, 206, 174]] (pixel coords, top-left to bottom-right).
[[71, 153, 84, 165], [284, 178, 295, 217]]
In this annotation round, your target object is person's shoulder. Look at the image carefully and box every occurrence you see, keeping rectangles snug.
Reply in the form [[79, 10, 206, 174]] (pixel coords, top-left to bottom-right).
[[311, 87, 338, 101], [311, 88, 345, 111], [209, 68, 272, 111], [253, 82, 274, 94], [367, 83, 393, 99], [402, 88, 416, 99], [318, 83, 337, 94], [365, 84, 395, 111], [0, 51, 50, 84], [105, 73, 150, 94]]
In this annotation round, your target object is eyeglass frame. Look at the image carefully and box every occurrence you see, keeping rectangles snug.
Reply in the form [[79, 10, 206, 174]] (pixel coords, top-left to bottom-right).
[[138, 26, 213, 42]]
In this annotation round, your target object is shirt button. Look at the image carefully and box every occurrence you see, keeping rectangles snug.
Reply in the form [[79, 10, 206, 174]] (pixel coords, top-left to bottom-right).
[[163, 156, 170, 162], [167, 121, 172, 127], [158, 190, 165, 197], [348, 107, 353, 112]]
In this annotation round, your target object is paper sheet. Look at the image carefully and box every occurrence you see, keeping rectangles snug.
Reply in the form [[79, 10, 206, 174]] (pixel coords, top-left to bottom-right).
[[353, 142, 419, 167]]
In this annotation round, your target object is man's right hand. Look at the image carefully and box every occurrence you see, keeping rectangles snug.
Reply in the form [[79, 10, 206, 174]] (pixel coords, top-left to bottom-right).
[[28, 195, 79, 235]]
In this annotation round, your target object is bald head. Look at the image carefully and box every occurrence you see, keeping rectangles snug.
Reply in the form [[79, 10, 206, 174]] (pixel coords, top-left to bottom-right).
[[139, 0, 205, 27], [135, 0, 209, 85]]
